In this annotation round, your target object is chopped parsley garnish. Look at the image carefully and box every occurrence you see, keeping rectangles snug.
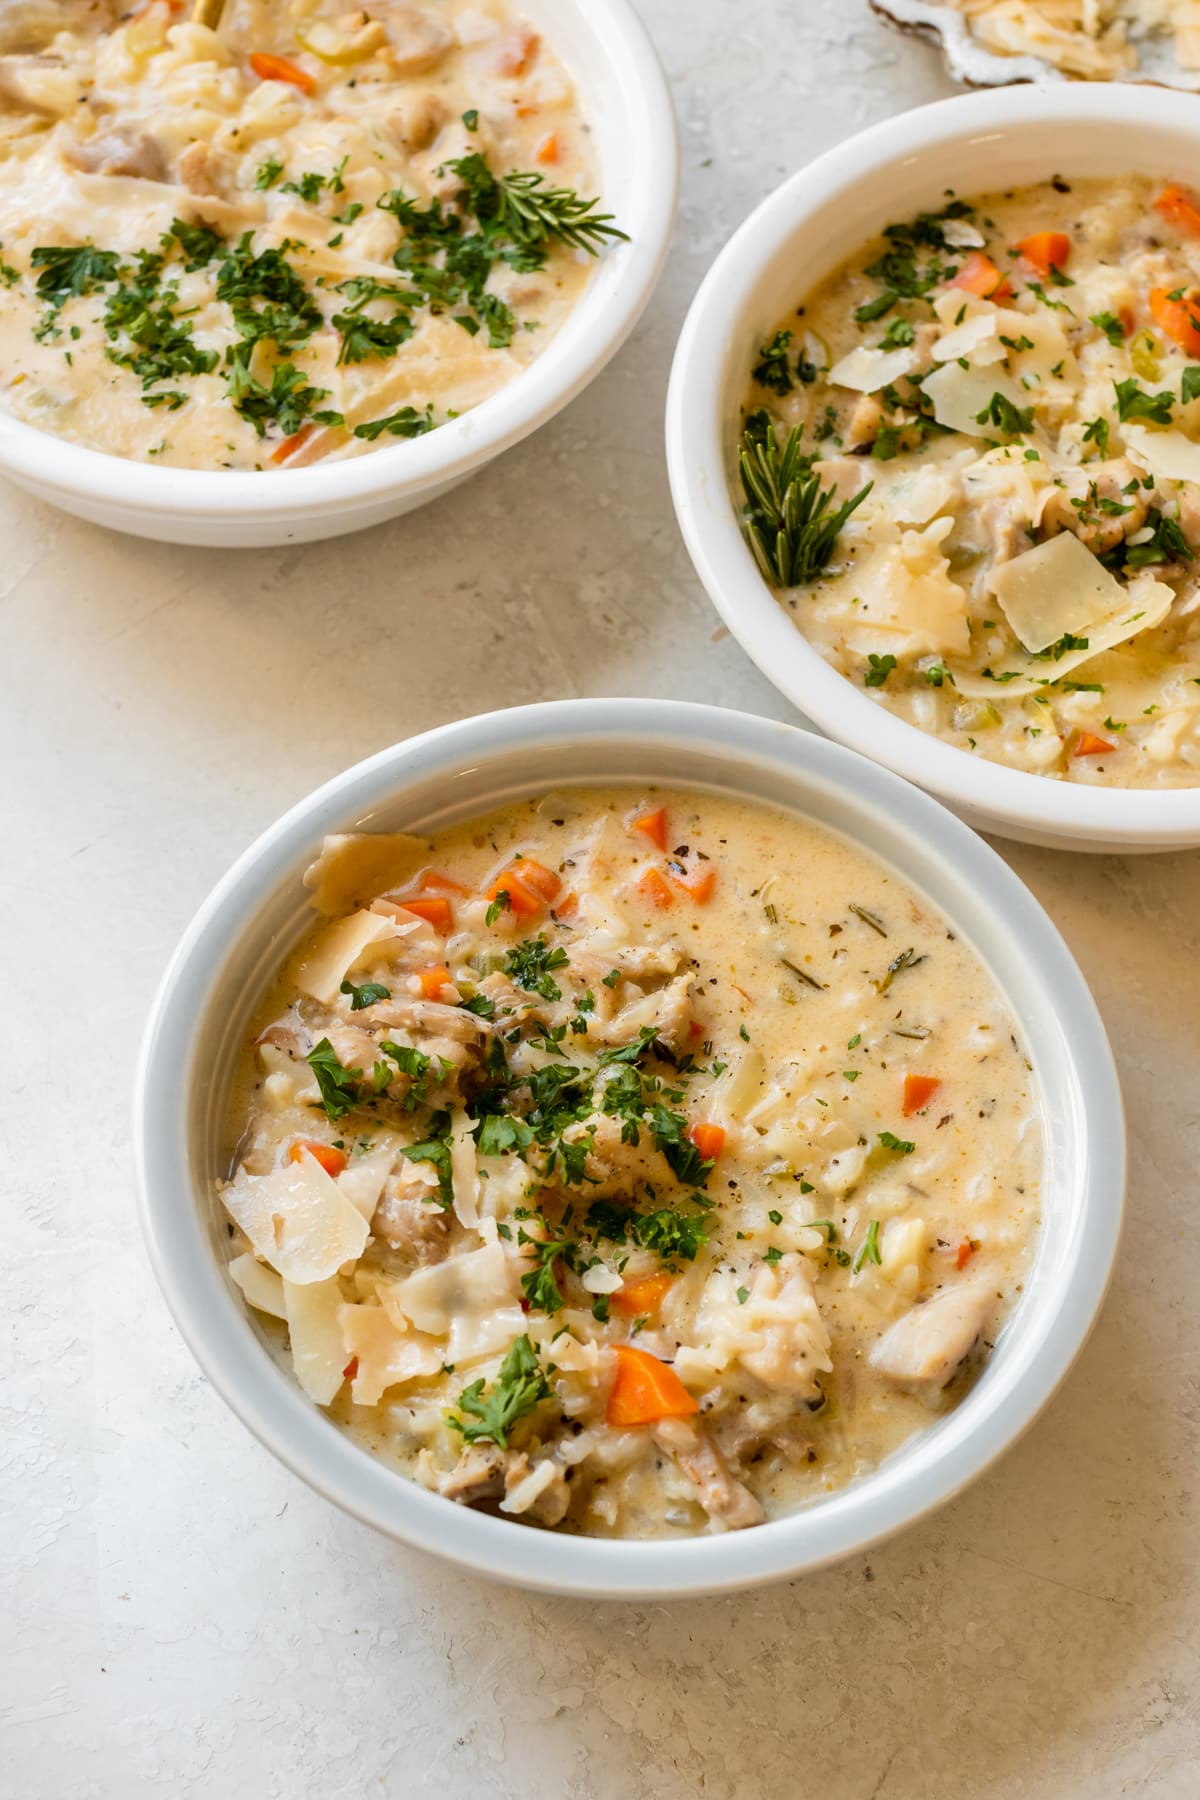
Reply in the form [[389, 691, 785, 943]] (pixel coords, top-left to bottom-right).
[[1089, 310, 1125, 346], [1082, 417, 1110, 457], [1182, 367, 1200, 406], [1114, 379, 1173, 425], [254, 159, 283, 190], [353, 404, 436, 441], [879, 315, 915, 350], [505, 935, 570, 1001], [340, 979, 390, 1010], [853, 1219, 882, 1273], [1124, 508, 1192, 569], [973, 392, 1034, 438], [878, 1130, 916, 1155], [448, 1334, 550, 1447], [306, 1037, 364, 1122], [752, 327, 795, 395], [864, 653, 897, 688]]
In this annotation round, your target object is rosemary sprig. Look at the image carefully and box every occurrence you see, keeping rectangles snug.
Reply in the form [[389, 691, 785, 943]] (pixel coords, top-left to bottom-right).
[[446, 154, 628, 255], [738, 410, 871, 587]]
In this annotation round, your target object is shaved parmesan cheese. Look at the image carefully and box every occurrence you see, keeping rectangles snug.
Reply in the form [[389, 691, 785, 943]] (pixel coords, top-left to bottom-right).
[[220, 1156, 370, 1284], [837, 517, 971, 659], [874, 463, 957, 527], [933, 311, 1003, 366], [1122, 424, 1200, 484], [382, 1241, 525, 1366], [956, 554, 1175, 694], [337, 1140, 399, 1221], [294, 908, 417, 1005], [338, 1303, 443, 1405], [284, 1277, 346, 1404], [922, 362, 1030, 439], [449, 1107, 479, 1227], [304, 832, 429, 916], [989, 529, 1139, 652], [827, 343, 917, 393], [229, 1252, 286, 1320]]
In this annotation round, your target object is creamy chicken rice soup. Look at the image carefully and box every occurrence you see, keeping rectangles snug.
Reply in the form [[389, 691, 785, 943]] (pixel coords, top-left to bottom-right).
[[0, 0, 620, 468], [739, 176, 1200, 786], [220, 790, 1040, 1537]]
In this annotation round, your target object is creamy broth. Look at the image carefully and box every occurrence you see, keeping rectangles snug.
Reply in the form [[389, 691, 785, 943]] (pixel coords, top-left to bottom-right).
[[220, 788, 1040, 1537], [0, 0, 616, 468], [739, 175, 1200, 787]]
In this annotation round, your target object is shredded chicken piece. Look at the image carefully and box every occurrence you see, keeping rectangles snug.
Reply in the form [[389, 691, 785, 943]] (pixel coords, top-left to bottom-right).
[[561, 1112, 672, 1200], [378, 3, 453, 75], [63, 131, 166, 181], [1040, 457, 1151, 556], [870, 1282, 993, 1389], [371, 1170, 451, 1263], [360, 995, 491, 1045], [438, 1442, 507, 1505], [653, 1418, 765, 1530], [388, 90, 447, 151]]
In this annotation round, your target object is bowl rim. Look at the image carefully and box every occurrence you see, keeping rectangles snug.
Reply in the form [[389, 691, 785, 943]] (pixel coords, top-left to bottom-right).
[[133, 698, 1125, 1599], [665, 83, 1200, 849], [0, 0, 677, 521]]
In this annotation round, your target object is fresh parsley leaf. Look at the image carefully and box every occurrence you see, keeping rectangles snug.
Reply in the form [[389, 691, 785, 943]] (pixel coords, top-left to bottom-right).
[[878, 1130, 915, 1155], [505, 936, 569, 1001], [853, 1219, 882, 1273], [973, 392, 1034, 438], [1114, 378, 1173, 425], [448, 1334, 550, 1447], [352, 403, 436, 441], [1089, 310, 1125, 346], [340, 978, 390, 1010], [864, 652, 897, 688], [306, 1037, 363, 1121], [752, 327, 794, 395]]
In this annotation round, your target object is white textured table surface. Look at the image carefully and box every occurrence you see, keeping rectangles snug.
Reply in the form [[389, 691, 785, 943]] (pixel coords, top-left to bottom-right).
[[5, 4, 1200, 1795]]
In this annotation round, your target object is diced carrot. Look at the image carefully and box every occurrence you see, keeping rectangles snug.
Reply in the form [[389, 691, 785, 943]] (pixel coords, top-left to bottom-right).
[[494, 26, 538, 75], [687, 1019, 705, 1041], [1149, 285, 1200, 358], [688, 1122, 726, 1163], [610, 1273, 674, 1319], [1074, 731, 1116, 758], [1118, 306, 1135, 337], [535, 131, 560, 165], [419, 868, 469, 895], [955, 1239, 974, 1271], [509, 857, 561, 903], [1154, 183, 1200, 239], [269, 425, 314, 465], [248, 51, 316, 93], [902, 1073, 942, 1116], [395, 893, 453, 931], [950, 251, 1012, 302], [606, 1345, 698, 1426], [635, 866, 674, 911], [670, 863, 717, 904], [628, 806, 668, 851], [342, 1355, 359, 1381], [289, 1139, 348, 1178], [417, 964, 452, 1000], [1015, 230, 1071, 276], [553, 889, 578, 921], [485, 872, 541, 919]]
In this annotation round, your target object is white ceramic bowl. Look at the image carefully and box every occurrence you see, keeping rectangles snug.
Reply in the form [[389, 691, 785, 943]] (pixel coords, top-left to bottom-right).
[[135, 699, 1124, 1599], [0, 0, 676, 548], [666, 86, 1200, 853]]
